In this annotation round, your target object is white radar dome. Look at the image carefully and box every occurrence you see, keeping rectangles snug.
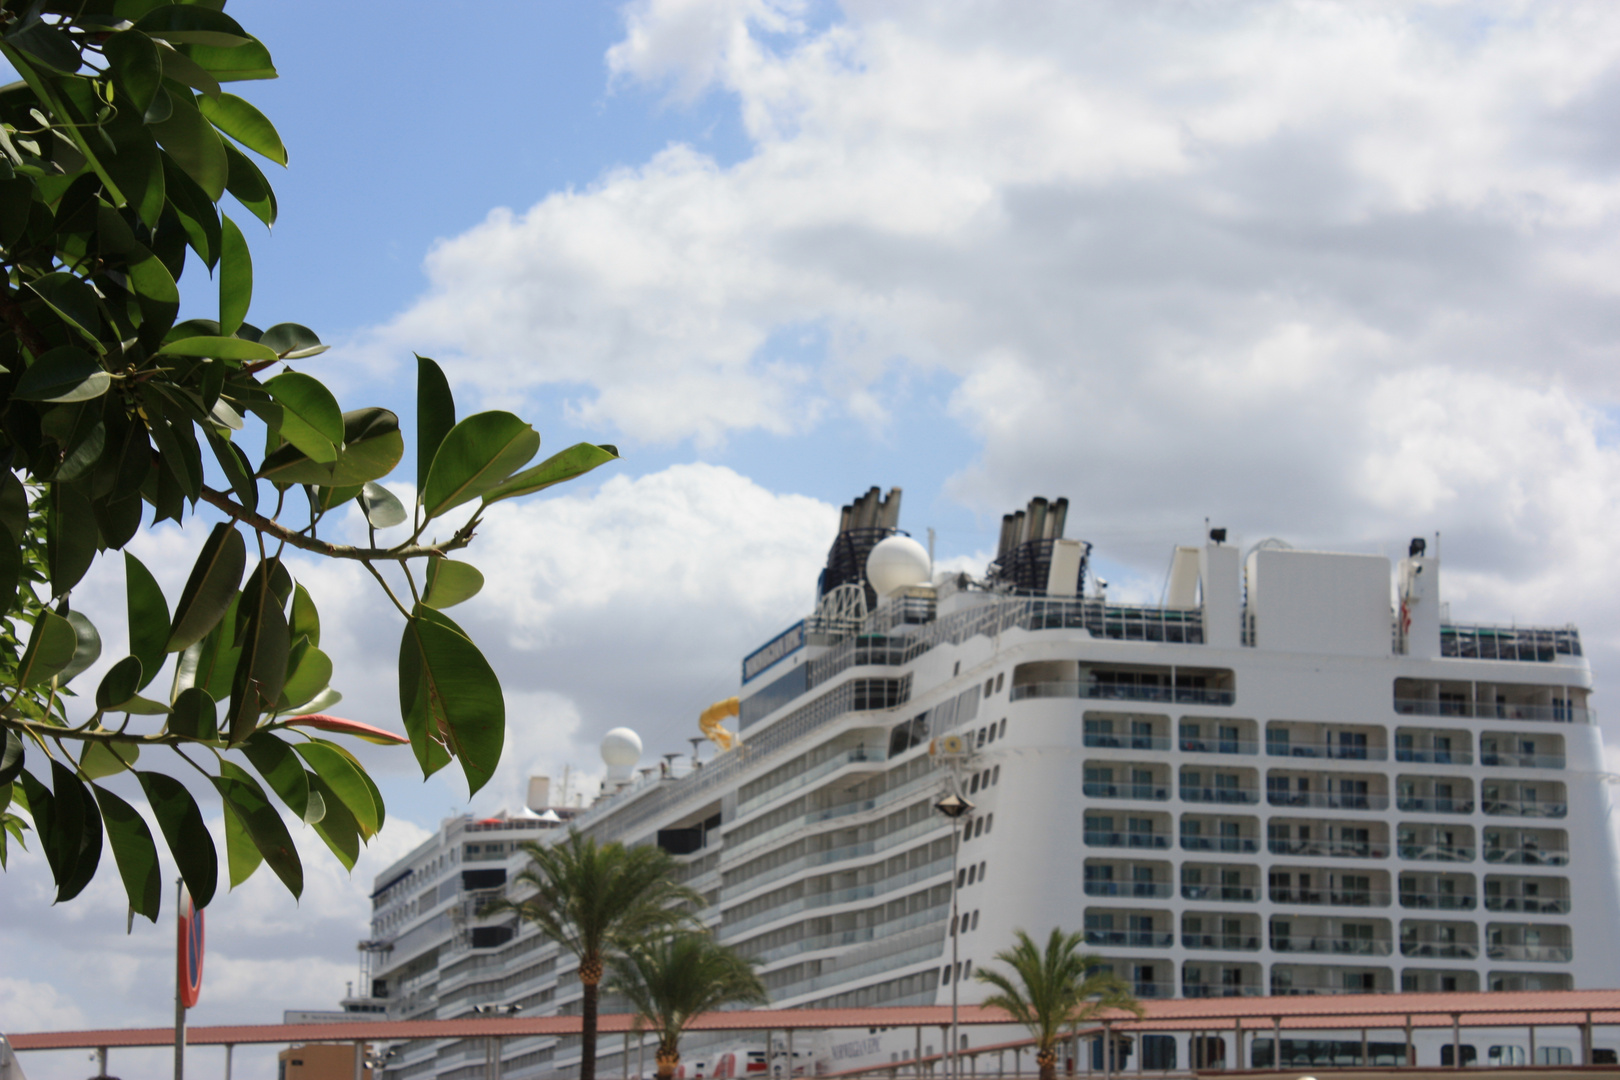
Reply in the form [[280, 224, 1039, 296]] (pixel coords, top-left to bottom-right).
[[866, 535, 932, 597], [601, 727, 643, 782]]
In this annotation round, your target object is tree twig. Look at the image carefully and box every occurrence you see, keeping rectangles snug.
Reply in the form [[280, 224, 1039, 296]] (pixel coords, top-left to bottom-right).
[[198, 485, 475, 562]]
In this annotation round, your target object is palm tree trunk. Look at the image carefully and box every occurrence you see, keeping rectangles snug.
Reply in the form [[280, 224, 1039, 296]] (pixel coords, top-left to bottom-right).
[[1037, 1045, 1057, 1080], [580, 954, 602, 1080]]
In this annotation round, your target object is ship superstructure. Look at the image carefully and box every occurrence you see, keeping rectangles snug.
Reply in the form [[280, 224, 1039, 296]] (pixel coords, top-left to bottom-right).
[[362, 488, 1620, 1080]]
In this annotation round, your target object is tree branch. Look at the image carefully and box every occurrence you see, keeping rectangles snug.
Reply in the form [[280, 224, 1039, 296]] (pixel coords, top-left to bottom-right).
[[197, 484, 476, 561], [3, 716, 216, 747]]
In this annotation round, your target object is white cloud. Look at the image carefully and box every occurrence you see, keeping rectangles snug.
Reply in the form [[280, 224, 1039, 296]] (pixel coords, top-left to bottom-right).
[[0, 977, 86, 1032]]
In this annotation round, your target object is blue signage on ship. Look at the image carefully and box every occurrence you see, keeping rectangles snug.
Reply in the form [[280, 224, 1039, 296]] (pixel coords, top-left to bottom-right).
[[742, 621, 806, 683]]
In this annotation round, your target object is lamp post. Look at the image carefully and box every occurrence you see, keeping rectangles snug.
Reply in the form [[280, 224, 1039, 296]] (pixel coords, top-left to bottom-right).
[[472, 1004, 523, 1080], [934, 791, 975, 1080]]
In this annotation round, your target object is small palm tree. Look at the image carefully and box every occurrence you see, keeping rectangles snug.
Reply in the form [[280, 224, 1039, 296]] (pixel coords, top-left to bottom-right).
[[481, 831, 701, 1080], [974, 928, 1142, 1080], [608, 931, 770, 1079]]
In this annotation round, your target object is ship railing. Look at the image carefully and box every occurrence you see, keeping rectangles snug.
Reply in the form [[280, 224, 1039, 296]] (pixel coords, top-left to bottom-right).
[[1179, 737, 1259, 755], [1480, 751, 1567, 768], [1269, 936, 1392, 956], [1481, 798, 1567, 818], [1267, 840, 1385, 859], [1012, 681, 1234, 707], [1400, 942, 1480, 959], [1182, 934, 1261, 951], [734, 746, 887, 818], [1440, 622, 1582, 661], [1398, 891, 1477, 910], [1084, 733, 1173, 751], [1394, 698, 1590, 724], [741, 902, 949, 964], [1129, 980, 1178, 999], [1395, 748, 1476, 765], [1487, 943, 1575, 962], [1183, 983, 1265, 998], [769, 940, 946, 1002], [1483, 846, 1570, 865], [1182, 835, 1261, 853], [1083, 881, 1173, 898], [1269, 888, 1391, 907], [1396, 843, 1476, 862], [1083, 930, 1174, 948], [1395, 796, 1473, 814], [1082, 830, 1170, 849], [1179, 785, 1260, 805], [1180, 885, 1259, 902], [1083, 781, 1169, 801], [1265, 741, 1387, 761], [726, 770, 943, 862], [719, 855, 952, 937], [1266, 791, 1389, 811], [1269, 983, 1387, 996], [1483, 895, 1570, 914]]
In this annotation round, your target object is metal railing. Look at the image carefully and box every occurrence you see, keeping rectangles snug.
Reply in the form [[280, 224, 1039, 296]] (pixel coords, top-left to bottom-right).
[[1181, 884, 1259, 902], [1179, 785, 1260, 805], [1083, 830, 1170, 849], [1267, 741, 1387, 761], [1267, 791, 1389, 811], [1083, 881, 1173, 898], [1182, 933, 1261, 951], [1179, 737, 1259, 755], [1397, 844, 1476, 862], [1013, 681, 1235, 707], [1483, 846, 1569, 866], [1480, 751, 1566, 768], [1268, 839, 1386, 859], [1183, 835, 1261, 854], [1482, 798, 1567, 818], [1083, 929, 1174, 948], [1083, 782, 1169, 801], [1084, 733, 1172, 751], [1396, 796, 1474, 814], [1398, 891, 1477, 910], [1401, 941, 1480, 959], [1394, 699, 1589, 724], [1441, 623, 1582, 661], [1483, 895, 1570, 914], [1486, 943, 1574, 962], [1396, 747, 1475, 765], [1271, 936, 1393, 956], [734, 747, 886, 818], [1183, 983, 1265, 998], [1269, 888, 1391, 907]]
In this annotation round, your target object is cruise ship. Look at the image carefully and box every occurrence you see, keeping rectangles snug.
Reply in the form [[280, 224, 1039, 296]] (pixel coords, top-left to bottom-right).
[[360, 487, 1620, 1079]]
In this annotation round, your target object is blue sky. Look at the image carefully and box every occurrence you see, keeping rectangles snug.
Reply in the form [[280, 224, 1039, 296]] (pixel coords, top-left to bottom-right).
[[11, 0, 1620, 1073]]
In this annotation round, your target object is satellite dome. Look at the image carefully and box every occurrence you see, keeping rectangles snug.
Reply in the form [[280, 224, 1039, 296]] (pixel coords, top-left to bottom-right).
[[866, 535, 932, 597], [601, 727, 643, 782]]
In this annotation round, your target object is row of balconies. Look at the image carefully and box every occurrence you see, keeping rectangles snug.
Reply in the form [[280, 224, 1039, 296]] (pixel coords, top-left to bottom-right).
[[1087, 959, 1574, 1000], [1081, 769, 1568, 816]]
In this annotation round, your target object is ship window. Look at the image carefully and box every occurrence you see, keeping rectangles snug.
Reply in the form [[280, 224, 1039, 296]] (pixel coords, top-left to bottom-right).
[[972, 910, 981, 930], [963, 959, 972, 978], [951, 913, 959, 935], [973, 817, 985, 839], [986, 813, 994, 834], [992, 765, 1001, 785], [996, 673, 1004, 693], [976, 727, 986, 747], [942, 966, 951, 984], [979, 861, 987, 879], [969, 774, 981, 795], [999, 718, 1008, 738], [967, 865, 977, 885], [957, 869, 967, 888], [954, 662, 960, 676], [985, 678, 994, 697], [987, 724, 996, 744]]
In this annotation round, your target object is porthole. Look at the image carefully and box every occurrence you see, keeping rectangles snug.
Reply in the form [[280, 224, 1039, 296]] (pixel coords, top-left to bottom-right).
[[971, 910, 981, 931], [957, 869, 967, 888], [995, 673, 1004, 693], [967, 864, 977, 885], [992, 765, 1001, 785], [969, 773, 981, 794], [999, 718, 1008, 738], [985, 678, 994, 697], [986, 813, 994, 834], [978, 860, 986, 879]]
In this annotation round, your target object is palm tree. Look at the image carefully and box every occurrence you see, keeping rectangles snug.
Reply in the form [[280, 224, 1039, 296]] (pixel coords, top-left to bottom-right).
[[607, 931, 770, 1078], [481, 830, 701, 1080], [973, 928, 1143, 1080]]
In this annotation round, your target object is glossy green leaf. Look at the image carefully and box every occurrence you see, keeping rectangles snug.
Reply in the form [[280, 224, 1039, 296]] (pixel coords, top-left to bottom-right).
[[96, 656, 145, 711], [277, 638, 331, 713], [480, 442, 620, 507], [175, 37, 276, 82], [159, 335, 277, 362], [79, 739, 139, 780], [92, 783, 162, 921], [15, 346, 110, 402], [24, 276, 101, 346], [222, 139, 276, 227], [198, 92, 286, 165], [46, 760, 102, 903], [218, 214, 250, 337], [155, 42, 221, 98], [125, 553, 170, 690], [204, 428, 258, 513], [304, 770, 358, 870], [359, 482, 407, 529], [7, 21, 81, 75], [213, 771, 301, 897], [162, 155, 221, 267], [46, 484, 97, 596], [423, 558, 484, 611], [166, 523, 246, 652], [57, 611, 103, 685], [225, 578, 289, 743], [0, 730, 24, 786], [290, 584, 320, 649], [421, 412, 539, 521], [19, 608, 78, 686], [135, 7, 252, 48], [292, 739, 378, 836], [0, 522, 21, 619], [0, 472, 26, 541], [258, 408, 402, 487], [264, 372, 341, 463], [149, 87, 227, 199], [167, 685, 218, 740], [137, 771, 216, 906], [240, 731, 314, 822], [416, 355, 455, 491], [104, 30, 163, 113], [261, 323, 325, 359], [398, 606, 505, 796]]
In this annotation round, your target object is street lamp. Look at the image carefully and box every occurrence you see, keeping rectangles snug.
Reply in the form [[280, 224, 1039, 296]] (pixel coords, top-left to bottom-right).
[[934, 791, 975, 1080], [471, 1005, 523, 1080]]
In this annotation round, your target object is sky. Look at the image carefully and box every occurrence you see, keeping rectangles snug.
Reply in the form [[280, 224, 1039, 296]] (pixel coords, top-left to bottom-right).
[[10, 0, 1620, 1075]]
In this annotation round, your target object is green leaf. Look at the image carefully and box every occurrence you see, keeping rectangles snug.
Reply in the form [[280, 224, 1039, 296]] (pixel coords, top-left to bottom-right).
[[264, 372, 342, 463], [240, 730, 314, 822], [0, 522, 21, 618], [290, 584, 320, 648], [104, 30, 164, 113], [92, 783, 162, 922], [225, 577, 289, 743], [398, 606, 505, 796], [46, 759, 102, 903], [258, 408, 402, 487], [156, 42, 222, 98], [162, 155, 221, 267], [135, 6, 252, 48], [125, 553, 171, 690], [19, 608, 78, 686], [6, 21, 81, 75], [0, 729, 24, 787], [166, 522, 246, 651], [421, 412, 540, 521], [213, 771, 301, 897], [423, 558, 484, 610], [57, 610, 103, 685], [218, 796, 260, 888], [218, 214, 250, 337], [481, 442, 621, 507], [222, 139, 276, 227], [137, 771, 216, 906], [167, 684, 218, 740], [0, 472, 26, 541], [175, 37, 277, 82], [292, 739, 378, 836], [15, 346, 110, 403], [277, 638, 331, 713], [359, 481, 407, 529], [46, 484, 97, 596], [79, 739, 139, 780], [197, 92, 286, 165], [261, 323, 325, 359], [204, 428, 258, 513], [96, 656, 145, 710], [416, 355, 455, 491], [304, 770, 358, 870], [25, 275, 102, 346], [149, 86, 227, 199], [158, 335, 277, 362]]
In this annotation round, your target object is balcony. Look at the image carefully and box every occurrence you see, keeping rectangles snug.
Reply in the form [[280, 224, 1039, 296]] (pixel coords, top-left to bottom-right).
[[1395, 699, 1588, 724], [1180, 785, 1260, 805], [1183, 983, 1265, 998], [1182, 934, 1260, 951], [1084, 782, 1169, 801], [1267, 791, 1389, 811], [1183, 835, 1261, 854], [1180, 737, 1259, 755], [1398, 891, 1477, 911], [1182, 884, 1259, 902], [1085, 930, 1174, 948], [1084, 831, 1170, 850], [1396, 797, 1474, 814], [1267, 741, 1387, 762], [1484, 896, 1570, 915], [1084, 881, 1173, 899], [1130, 981, 1177, 999], [1487, 943, 1574, 962], [1401, 941, 1480, 959], [1084, 733, 1172, 751], [1480, 751, 1566, 769], [1271, 936, 1393, 957], [1398, 844, 1475, 863], [1395, 747, 1475, 765], [1440, 623, 1582, 662], [1269, 839, 1386, 859], [1013, 681, 1234, 707], [1483, 847, 1569, 866], [1270, 888, 1390, 907], [1482, 798, 1567, 818]]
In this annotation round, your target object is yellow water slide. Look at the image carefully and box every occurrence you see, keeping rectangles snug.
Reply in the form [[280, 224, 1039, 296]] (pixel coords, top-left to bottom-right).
[[700, 697, 741, 752]]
